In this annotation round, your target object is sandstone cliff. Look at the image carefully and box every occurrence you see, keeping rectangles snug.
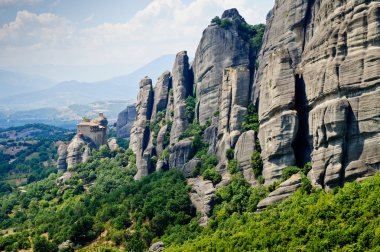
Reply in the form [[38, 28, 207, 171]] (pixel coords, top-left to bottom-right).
[[129, 77, 154, 180], [256, 0, 380, 190], [126, 3, 379, 217], [58, 134, 96, 171], [193, 9, 252, 125], [116, 104, 136, 139]]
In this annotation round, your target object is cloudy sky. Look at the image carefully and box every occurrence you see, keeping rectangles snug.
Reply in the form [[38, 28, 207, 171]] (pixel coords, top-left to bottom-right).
[[0, 0, 275, 81]]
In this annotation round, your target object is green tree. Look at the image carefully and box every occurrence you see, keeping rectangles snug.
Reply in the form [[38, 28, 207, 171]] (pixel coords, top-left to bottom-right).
[[33, 236, 57, 252]]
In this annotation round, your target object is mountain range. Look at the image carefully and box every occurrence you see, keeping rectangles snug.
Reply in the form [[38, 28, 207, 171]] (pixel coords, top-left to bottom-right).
[[0, 54, 175, 110]]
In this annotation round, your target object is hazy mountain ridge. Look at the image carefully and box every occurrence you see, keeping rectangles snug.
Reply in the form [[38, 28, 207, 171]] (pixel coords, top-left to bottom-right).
[[0, 54, 175, 109], [0, 69, 56, 98]]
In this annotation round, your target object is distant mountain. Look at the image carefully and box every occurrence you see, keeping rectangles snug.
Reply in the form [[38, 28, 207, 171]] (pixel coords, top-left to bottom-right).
[[0, 54, 176, 109], [0, 70, 56, 98]]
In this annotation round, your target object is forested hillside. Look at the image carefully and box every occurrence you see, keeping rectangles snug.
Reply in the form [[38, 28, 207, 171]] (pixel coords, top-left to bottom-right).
[[0, 124, 74, 194], [1, 147, 378, 251]]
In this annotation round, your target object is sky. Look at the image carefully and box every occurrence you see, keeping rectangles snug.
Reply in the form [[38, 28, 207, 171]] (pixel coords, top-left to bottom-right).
[[0, 0, 275, 81]]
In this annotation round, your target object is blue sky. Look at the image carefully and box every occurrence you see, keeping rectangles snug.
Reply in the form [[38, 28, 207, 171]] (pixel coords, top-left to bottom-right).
[[0, 0, 275, 81]]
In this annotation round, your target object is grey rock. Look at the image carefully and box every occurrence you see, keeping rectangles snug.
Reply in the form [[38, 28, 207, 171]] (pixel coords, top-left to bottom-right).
[[188, 177, 216, 226], [116, 104, 136, 139], [234, 130, 258, 186], [257, 173, 302, 211], [58, 240, 73, 252], [258, 111, 298, 185], [193, 9, 251, 125], [203, 124, 218, 155], [256, 0, 380, 189], [129, 77, 154, 180], [308, 98, 349, 190], [155, 124, 168, 157], [66, 134, 95, 169], [149, 241, 164, 252], [107, 137, 119, 151], [57, 143, 68, 173], [170, 51, 192, 144], [182, 158, 201, 178], [151, 71, 171, 122], [169, 139, 193, 171], [57, 172, 73, 184], [216, 66, 251, 161]]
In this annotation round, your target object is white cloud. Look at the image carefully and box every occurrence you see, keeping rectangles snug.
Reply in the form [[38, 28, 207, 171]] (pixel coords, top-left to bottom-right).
[[0, 10, 74, 46], [0, 0, 43, 7], [0, 0, 273, 75]]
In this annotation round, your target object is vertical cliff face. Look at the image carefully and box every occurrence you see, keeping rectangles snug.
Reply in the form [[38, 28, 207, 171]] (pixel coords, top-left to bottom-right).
[[193, 9, 251, 125], [256, 0, 380, 189], [151, 71, 172, 123], [129, 77, 154, 180], [116, 105, 136, 139], [216, 66, 251, 161], [170, 51, 193, 144]]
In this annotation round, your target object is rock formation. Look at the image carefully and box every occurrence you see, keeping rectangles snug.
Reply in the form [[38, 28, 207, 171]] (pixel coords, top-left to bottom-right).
[[129, 77, 154, 180], [116, 105, 136, 139], [66, 134, 95, 169], [216, 66, 251, 161], [125, 2, 380, 216], [234, 130, 258, 186], [255, 0, 380, 190], [107, 137, 119, 151], [188, 177, 216, 226], [169, 51, 192, 144], [256, 173, 302, 211], [57, 143, 68, 173], [149, 241, 164, 252], [193, 9, 251, 125], [151, 71, 172, 122]]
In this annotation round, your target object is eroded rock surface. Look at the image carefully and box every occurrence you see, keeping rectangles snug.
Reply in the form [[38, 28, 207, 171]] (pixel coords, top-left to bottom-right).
[[149, 241, 164, 252], [66, 134, 95, 169], [116, 105, 136, 139], [129, 77, 154, 180], [57, 143, 68, 173], [234, 130, 258, 186], [188, 177, 216, 226], [170, 51, 192, 144], [193, 9, 251, 125], [257, 173, 302, 211], [151, 71, 172, 122], [255, 0, 380, 189], [216, 66, 251, 161], [169, 139, 193, 170]]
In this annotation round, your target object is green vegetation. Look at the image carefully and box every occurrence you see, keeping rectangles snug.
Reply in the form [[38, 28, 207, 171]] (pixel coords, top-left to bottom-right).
[[0, 148, 193, 251], [211, 16, 265, 55], [185, 96, 196, 124], [211, 16, 232, 28], [226, 148, 234, 161], [0, 124, 75, 190], [227, 159, 242, 175], [167, 172, 380, 251], [281, 166, 302, 180], [202, 168, 222, 185], [242, 105, 259, 132], [251, 150, 263, 178]]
